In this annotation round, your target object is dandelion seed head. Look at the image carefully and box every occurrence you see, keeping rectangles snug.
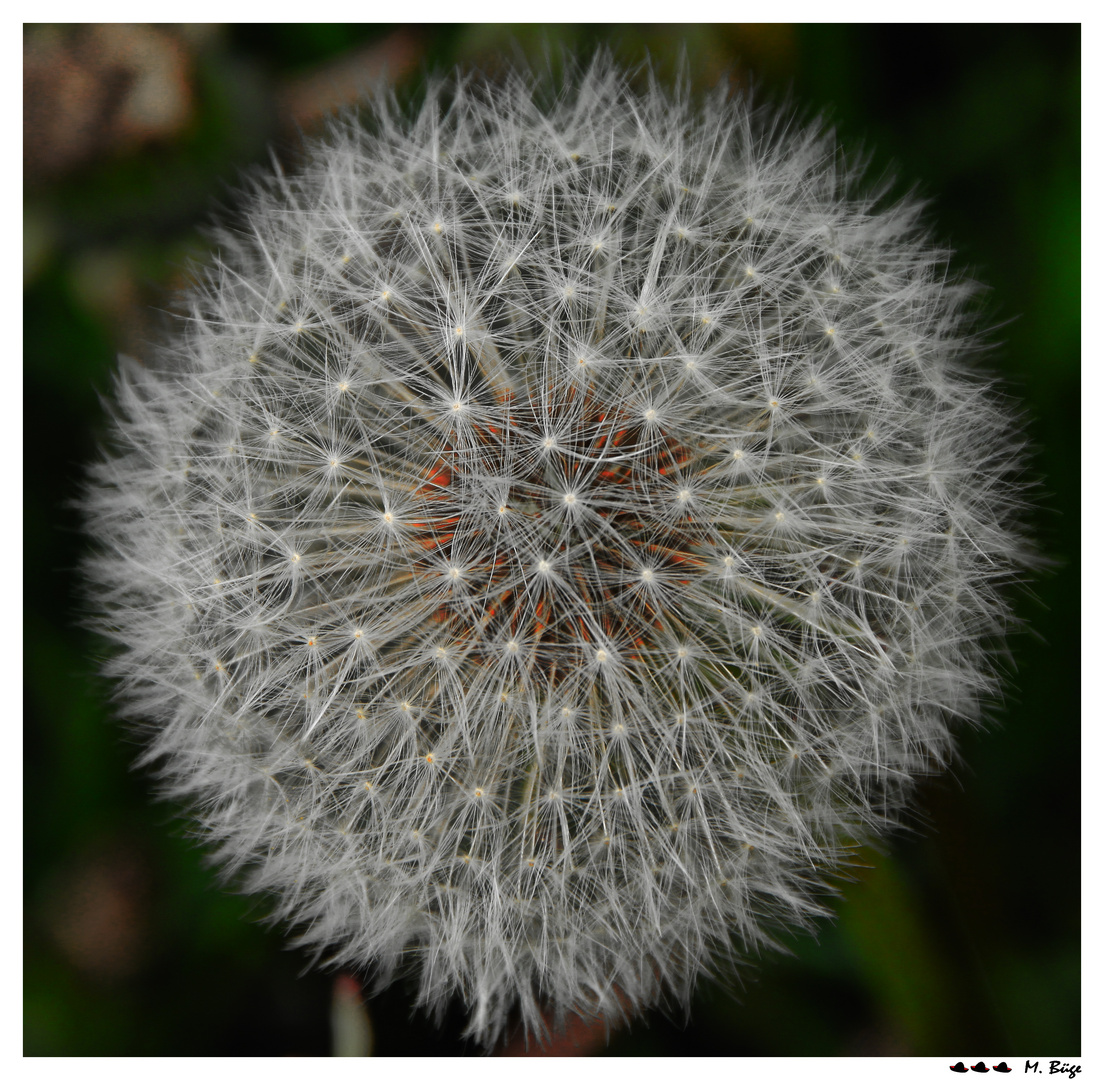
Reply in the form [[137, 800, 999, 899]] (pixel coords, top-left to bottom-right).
[[83, 57, 1032, 1048]]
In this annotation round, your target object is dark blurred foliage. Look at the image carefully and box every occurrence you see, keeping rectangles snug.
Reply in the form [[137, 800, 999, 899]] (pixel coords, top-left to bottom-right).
[[24, 23, 1079, 1057]]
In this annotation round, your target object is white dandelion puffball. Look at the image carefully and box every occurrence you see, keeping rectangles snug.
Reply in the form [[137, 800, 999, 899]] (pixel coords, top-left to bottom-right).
[[85, 61, 1029, 1045]]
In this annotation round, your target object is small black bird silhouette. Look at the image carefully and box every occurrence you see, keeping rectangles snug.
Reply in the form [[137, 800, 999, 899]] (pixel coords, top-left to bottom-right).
[[992, 1066, 1012, 1074], [950, 1065, 969, 1074], [971, 1065, 990, 1073]]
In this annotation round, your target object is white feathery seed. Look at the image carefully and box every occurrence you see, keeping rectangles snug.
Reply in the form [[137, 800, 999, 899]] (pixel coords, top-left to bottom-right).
[[84, 59, 1031, 1047]]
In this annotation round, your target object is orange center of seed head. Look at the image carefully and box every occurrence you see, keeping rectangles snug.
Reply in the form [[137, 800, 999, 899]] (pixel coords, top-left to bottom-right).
[[407, 388, 708, 687]]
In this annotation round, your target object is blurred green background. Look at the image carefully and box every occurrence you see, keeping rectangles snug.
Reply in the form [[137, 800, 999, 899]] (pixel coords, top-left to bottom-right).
[[24, 24, 1079, 1057]]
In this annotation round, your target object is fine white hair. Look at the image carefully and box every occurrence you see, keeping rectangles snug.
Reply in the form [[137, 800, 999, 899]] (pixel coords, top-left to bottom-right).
[[84, 57, 1031, 1047]]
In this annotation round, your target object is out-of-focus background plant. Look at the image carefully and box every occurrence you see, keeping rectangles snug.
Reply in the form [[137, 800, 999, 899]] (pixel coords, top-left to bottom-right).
[[24, 23, 1079, 1056]]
